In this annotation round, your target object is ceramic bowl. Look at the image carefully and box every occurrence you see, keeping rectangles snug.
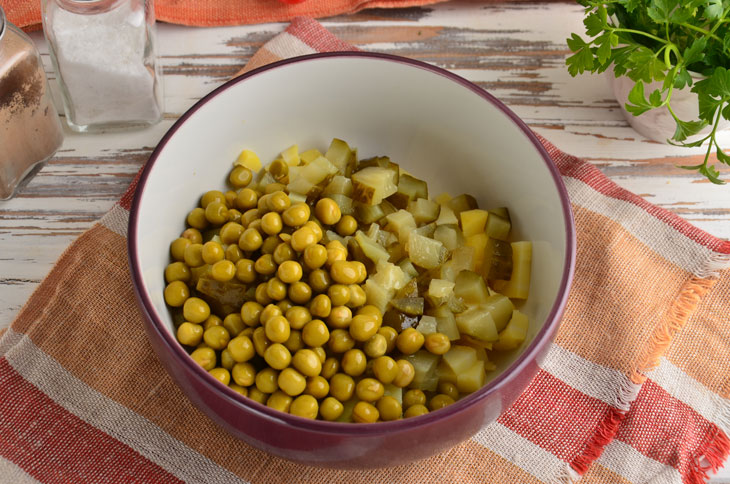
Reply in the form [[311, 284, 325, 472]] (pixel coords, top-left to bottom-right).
[[128, 52, 575, 469]]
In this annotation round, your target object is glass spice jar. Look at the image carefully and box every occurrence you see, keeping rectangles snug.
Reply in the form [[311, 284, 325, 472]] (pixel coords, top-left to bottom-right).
[[41, 0, 163, 132], [0, 6, 64, 200]]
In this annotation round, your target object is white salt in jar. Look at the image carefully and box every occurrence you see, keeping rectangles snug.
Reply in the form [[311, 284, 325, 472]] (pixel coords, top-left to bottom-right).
[[41, 0, 163, 132]]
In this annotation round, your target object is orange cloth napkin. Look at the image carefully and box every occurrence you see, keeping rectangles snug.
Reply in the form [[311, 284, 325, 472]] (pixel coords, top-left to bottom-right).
[[2, 16, 730, 484], [0, 0, 447, 30]]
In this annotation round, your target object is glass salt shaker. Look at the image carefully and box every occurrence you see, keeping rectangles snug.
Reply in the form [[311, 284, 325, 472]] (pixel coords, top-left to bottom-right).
[[0, 6, 64, 200], [41, 0, 163, 132]]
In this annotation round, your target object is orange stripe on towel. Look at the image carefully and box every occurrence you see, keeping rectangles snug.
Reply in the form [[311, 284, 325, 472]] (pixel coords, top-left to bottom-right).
[[630, 277, 716, 385]]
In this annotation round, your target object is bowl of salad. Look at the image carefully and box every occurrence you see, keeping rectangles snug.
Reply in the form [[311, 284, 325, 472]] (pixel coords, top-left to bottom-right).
[[128, 52, 576, 468]]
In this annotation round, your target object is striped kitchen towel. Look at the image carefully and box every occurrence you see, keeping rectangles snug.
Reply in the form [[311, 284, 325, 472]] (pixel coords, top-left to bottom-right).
[[1, 16, 729, 484]]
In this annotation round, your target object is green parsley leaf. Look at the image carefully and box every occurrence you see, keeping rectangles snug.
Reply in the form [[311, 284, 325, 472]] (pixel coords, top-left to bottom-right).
[[704, 0, 724, 20], [584, 11, 606, 37], [649, 89, 664, 106], [566, 34, 595, 76], [699, 164, 725, 184], [707, 67, 730, 97], [596, 33, 613, 64], [672, 118, 708, 142], [696, 91, 723, 122], [619, 0, 643, 13], [716, 147, 730, 166], [673, 68, 693, 89], [683, 37, 708, 67], [625, 47, 667, 83], [625, 81, 654, 115], [647, 0, 680, 23]]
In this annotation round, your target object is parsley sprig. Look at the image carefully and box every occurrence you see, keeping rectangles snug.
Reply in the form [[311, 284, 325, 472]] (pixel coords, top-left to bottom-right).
[[566, 0, 730, 184]]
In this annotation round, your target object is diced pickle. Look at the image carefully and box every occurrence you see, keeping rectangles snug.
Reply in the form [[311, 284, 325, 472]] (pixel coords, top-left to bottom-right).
[[353, 201, 386, 224], [391, 297, 424, 316], [433, 224, 464, 252], [406, 233, 447, 270], [383, 309, 420, 331], [486, 208, 511, 240], [453, 270, 490, 305], [493, 310, 529, 350], [351, 166, 398, 205], [357, 156, 399, 179], [457, 360, 486, 394], [442, 345, 478, 374], [196, 276, 248, 315], [446, 194, 478, 217], [327, 193, 354, 215], [325, 138, 357, 175], [385, 210, 417, 243], [429, 305, 460, 341], [396, 278, 419, 298], [435, 204, 459, 225], [387, 173, 428, 209], [354, 230, 390, 265], [426, 278, 455, 307], [415, 315, 438, 335], [408, 198, 440, 225], [483, 238, 513, 281], [323, 175, 354, 197], [455, 307, 498, 342], [460, 209, 489, 237], [493, 241, 531, 299], [405, 350, 440, 392], [481, 294, 515, 332]]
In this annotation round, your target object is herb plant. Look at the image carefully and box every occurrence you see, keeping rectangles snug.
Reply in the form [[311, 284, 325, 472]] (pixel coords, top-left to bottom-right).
[[566, 0, 730, 184]]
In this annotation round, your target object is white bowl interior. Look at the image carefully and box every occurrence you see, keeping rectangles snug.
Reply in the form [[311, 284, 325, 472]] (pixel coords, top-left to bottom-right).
[[133, 55, 569, 379]]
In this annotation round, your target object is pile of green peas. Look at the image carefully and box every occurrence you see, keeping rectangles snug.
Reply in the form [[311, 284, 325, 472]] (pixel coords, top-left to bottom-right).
[[163, 157, 457, 423]]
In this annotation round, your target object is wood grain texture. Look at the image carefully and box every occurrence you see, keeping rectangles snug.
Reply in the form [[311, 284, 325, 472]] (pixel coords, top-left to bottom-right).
[[2, 1, 729, 324]]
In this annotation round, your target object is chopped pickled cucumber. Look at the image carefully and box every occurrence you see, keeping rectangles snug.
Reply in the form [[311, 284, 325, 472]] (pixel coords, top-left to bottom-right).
[[406, 232, 447, 270], [442, 345, 478, 374], [426, 278, 455, 307], [354, 230, 390, 265], [388, 173, 428, 209], [493, 241, 531, 299], [453, 270, 490, 305], [416, 315, 438, 335], [382, 309, 420, 331], [408, 198, 440, 225], [446, 194, 478, 217], [481, 293, 515, 332], [483, 237, 513, 281], [391, 297, 424, 316], [322, 175, 354, 197], [281, 144, 300, 166], [485, 208, 511, 240], [405, 350, 440, 391], [456, 360, 486, 394], [460, 209, 489, 237], [351, 166, 398, 205], [353, 201, 386, 224], [455, 307, 498, 342], [493, 310, 529, 350], [325, 138, 356, 175], [435, 204, 459, 225], [385, 209, 417, 244]]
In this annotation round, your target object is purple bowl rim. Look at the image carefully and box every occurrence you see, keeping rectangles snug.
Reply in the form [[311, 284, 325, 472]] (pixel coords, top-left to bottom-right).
[[128, 51, 576, 436]]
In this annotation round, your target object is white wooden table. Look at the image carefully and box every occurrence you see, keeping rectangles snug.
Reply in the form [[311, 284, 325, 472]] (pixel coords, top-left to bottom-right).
[[1, 1, 728, 480]]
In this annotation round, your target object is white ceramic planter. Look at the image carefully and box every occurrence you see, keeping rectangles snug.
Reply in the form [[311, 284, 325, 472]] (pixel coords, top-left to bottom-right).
[[609, 73, 730, 143]]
